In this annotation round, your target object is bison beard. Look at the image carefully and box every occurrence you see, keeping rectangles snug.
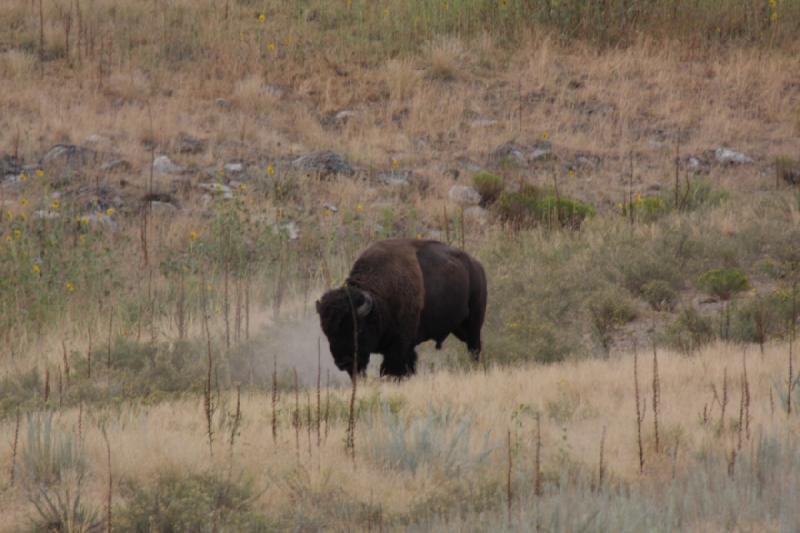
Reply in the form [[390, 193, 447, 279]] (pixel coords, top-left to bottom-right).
[[316, 239, 487, 379]]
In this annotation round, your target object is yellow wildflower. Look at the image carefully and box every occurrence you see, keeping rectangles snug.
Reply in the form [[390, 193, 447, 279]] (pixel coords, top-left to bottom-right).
[[19, 173, 28, 182], [51, 199, 61, 210], [106, 207, 115, 217], [267, 164, 275, 176], [383, 7, 389, 17], [32, 264, 41, 274], [190, 230, 199, 241], [78, 235, 86, 244], [542, 132, 550, 141], [35, 169, 44, 178], [391, 159, 400, 169], [20, 197, 28, 207], [258, 13, 266, 23], [356, 203, 364, 213], [568, 169, 575, 178], [267, 42, 276, 52], [5, 212, 13, 222], [4, 234, 11, 242], [65, 281, 75, 292], [19, 213, 26, 222]]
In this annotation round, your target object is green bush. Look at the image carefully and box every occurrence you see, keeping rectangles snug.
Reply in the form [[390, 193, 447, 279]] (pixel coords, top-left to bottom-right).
[[641, 280, 678, 311], [117, 471, 274, 532], [495, 186, 594, 229], [662, 178, 729, 211], [697, 268, 749, 300], [472, 172, 504, 206], [587, 288, 638, 354], [662, 307, 715, 355], [621, 195, 669, 222]]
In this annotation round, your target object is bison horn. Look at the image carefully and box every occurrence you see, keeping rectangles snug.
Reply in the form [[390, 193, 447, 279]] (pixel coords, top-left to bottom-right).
[[356, 291, 373, 317]]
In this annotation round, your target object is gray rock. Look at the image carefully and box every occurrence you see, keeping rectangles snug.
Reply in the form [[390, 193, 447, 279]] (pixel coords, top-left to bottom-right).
[[448, 185, 482, 206], [573, 153, 601, 169], [470, 118, 498, 128], [42, 144, 100, 168], [178, 134, 207, 155], [101, 159, 132, 173], [323, 203, 339, 213], [34, 209, 61, 220], [282, 221, 299, 240], [530, 141, 553, 161], [150, 201, 179, 215], [263, 85, 286, 98], [488, 141, 526, 168], [215, 98, 233, 109], [714, 147, 753, 165], [152, 155, 184, 175], [224, 161, 245, 175], [291, 150, 354, 178], [1, 154, 22, 177], [378, 170, 412, 187], [198, 182, 234, 199]]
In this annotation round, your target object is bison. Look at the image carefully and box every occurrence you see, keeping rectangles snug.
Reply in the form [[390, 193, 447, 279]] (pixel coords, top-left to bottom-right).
[[316, 239, 487, 378]]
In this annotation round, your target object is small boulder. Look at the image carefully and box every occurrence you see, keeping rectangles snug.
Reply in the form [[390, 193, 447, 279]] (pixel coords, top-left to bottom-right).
[[488, 141, 526, 168], [215, 98, 233, 109], [291, 150, 354, 178], [101, 159, 132, 173], [530, 141, 553, 162], [42, 144, 99, 168], [177, 134, 207, 155], [714, 147, 753, 165], [152, 155, 184, 175], [150, 201, 179, 215], [378, 170, 412, 187], [448, 185, 482, 206], [282, 221, 299, 240]]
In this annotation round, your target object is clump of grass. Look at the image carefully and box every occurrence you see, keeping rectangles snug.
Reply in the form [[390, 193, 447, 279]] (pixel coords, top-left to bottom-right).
[[641, 280, 678, 311], [587, 287, 638, 354], [495, 185, 595, 229], [117, 470, 272, 532], [471, 172, 504, 207], [367, 405, 494, 475]]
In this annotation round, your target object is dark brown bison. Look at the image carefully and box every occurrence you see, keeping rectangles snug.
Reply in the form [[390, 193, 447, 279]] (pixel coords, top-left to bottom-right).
[[316, 239, 487, 378]]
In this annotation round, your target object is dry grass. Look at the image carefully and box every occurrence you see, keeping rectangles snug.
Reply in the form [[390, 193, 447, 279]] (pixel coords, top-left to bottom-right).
[[0, 341, 797, 529]]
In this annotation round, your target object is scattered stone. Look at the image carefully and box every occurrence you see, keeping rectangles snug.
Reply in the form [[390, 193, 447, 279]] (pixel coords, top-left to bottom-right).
[[470, 118, 498, 128], [448, 185, 482, 206], [323, 203, 339, 213], [282, 221, 299, 240], [488, 141, 526, 168], [573, 153, 601, 169], [686, 155, 705, 169], [263, 85, 286, 98], [0, 154, 22, 177], [714, 147, 753, 165], [530, 141, 553, 162], [177, 134, 207, 155], [42, 144, 100, 168], [378, 170, 412, 187], [215, 98, 233, 109], [101, 159, 132, 173], [291, 150, 354, 178], [34, 209, 61, 220], [224, 161, 245, 175], [149, 201, 179, 215], [198, 182, 234, 199], [152, 155, 184, 175]]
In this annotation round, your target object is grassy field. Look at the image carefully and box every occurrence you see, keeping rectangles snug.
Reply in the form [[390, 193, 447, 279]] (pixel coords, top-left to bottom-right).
[[1, 0, 800, 530]]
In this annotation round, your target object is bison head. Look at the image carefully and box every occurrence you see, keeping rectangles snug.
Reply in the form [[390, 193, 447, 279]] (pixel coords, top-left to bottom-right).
[[316, 286, 380, 377]]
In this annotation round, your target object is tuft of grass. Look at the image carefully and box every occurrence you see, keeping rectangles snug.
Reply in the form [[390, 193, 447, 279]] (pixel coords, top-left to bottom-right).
[[662, 307, 715, 355], [697, 268, 750, 301], [472, 172, 504, 207]]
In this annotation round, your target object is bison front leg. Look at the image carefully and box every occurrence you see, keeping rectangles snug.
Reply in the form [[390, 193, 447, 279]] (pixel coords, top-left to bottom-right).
[[379, 344, 417, 379]]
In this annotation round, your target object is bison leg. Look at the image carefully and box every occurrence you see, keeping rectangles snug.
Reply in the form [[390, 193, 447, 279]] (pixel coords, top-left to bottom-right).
[[380, 345, 416, 378], [453, 323, 482, 362]]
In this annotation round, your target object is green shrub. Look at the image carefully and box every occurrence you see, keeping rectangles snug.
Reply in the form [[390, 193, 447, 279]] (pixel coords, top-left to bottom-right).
[[641, 280, 678, 311], [697, 268, 749, 300], [495, 186, 594, 229], [662, 307, 715, 355], [621, 195, 669, 222], [117, 470, 274, 532], [472, 172, 504, 206], [663, 178, 728, 211], [587, 288, 638, 354]]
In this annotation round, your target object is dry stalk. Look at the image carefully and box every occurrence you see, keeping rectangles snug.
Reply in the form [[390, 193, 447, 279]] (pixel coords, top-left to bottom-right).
[[598, 425, 607, 491], [271, 356, 278, 443], [671, 435, 680, 480], [245, 278, 251, 340], [62, 339, 70, 387], [202, 275, 215, 457], [506, 429, 512, 523], [633, 344, 644, 474], [737, 377, 745, 451], [77, 398, 83, 443], [770, 387, 775, 418], [721, 367, 728, 430], [102, 426, 112, 533], [224, 262, 230, 350], [727, 447, 736, 478], [57, 369, 63, 408], [229, 384, 241, 450], [652, 341, 661, 454], [86, 324, 92, 379], [306, 391, 312, 459], [324, 370, 331, 443], [293, 368, 300, 461], [534, 412, 542, 497], [316, 339, 322, 448], [106, 311, 113, 370], [44, 367, 50, 404], [674, 134, 680, 209], [9, 408, 20, 486], [742, 349, 751, 440]]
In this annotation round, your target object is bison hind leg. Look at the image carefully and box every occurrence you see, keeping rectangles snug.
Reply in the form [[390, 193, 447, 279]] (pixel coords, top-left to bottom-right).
[[435, 340, 443, 350]]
